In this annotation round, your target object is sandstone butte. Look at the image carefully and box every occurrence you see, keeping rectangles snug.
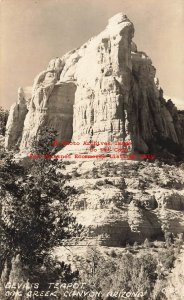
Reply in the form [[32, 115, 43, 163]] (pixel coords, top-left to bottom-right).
[[4, 13, 184, 158], [2, 15, 184, 281]]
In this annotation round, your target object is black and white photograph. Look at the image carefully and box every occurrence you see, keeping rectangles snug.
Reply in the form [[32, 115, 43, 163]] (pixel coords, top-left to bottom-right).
[[0, 0, 184, 299]]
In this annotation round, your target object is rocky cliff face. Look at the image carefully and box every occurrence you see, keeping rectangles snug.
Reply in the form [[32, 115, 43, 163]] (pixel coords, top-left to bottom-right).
[[5, 88, 28, 150], [5, 13, 184, 156], [60, 158, 184, 246]]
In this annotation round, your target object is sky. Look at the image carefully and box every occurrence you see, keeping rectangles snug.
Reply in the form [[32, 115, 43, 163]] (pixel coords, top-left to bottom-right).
[[0, 0, 184, 109]]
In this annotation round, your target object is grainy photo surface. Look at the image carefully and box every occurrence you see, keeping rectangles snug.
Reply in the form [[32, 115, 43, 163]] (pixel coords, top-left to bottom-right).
[[0, 1, 184, 299]]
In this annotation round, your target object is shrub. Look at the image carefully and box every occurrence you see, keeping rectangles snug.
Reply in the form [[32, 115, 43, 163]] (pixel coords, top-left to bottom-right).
[[0, 128, 83, 296], [0, 107, 9, 136], [110, 249, 117, 258]]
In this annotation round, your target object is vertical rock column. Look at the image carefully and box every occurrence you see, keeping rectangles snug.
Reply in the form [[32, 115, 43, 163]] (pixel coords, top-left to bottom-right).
[[5, 88, 28, 150], [19, 67, 76, 151], [72, 13, 134, 146]]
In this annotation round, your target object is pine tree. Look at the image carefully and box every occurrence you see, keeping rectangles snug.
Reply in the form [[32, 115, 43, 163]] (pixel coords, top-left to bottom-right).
[[0, 128, 82, 296]]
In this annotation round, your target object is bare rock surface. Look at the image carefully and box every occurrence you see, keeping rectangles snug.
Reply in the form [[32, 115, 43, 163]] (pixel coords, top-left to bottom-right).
[[58, 159, 184, 246], [5, 88, 28, 150], [4, 13, 184, 156], [163, 249, 184, 300]]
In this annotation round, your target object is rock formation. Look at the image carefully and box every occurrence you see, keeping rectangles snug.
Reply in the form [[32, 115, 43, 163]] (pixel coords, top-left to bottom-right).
[[5, 88, 28, 150], [61, 158, 184, 246], [5, 13, 184, 156]]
